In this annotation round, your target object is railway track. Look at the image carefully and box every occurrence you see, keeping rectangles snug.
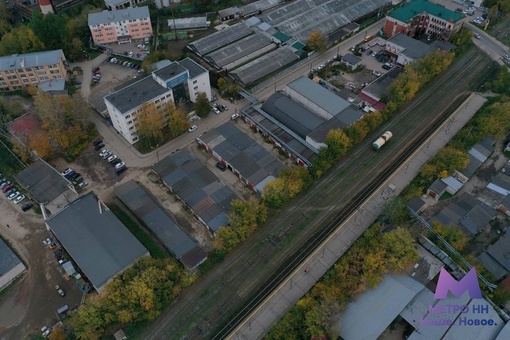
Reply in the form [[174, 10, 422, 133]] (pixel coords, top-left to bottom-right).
[[145, 47, 498, 340]]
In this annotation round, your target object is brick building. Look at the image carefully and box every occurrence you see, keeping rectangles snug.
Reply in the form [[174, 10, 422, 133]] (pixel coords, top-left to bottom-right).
[[88, 7, 152, 45], [383, 0, 462, 41]]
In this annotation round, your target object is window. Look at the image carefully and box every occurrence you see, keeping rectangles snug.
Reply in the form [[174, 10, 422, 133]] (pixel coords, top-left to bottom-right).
[[127, 120, 133, 125], [23, 79, 29, 83], [193, 80, 197, 84], [193, 86, 198, 90], [20, 74, 26, 78]]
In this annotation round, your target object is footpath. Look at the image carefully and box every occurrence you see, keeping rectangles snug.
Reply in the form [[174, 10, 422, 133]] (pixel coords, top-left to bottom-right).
[[229, 93, 488, 339]]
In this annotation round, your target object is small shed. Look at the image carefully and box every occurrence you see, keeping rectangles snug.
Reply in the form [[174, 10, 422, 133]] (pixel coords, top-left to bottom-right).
[[407, 196, 426, 214], [114, 329, 127, 340], [441, 176, 463, 195], [426, 178, 448, 200], [341, 53, 362, 68]]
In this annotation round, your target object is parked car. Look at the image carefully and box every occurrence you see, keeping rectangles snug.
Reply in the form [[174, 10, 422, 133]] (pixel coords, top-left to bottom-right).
[[2, 184, 13, 193], [504, 54, 510, 61], [21, 203, 33, 212], [372, 70, 381, 77], [231, 113, 240, 120], [93, 139, 103, 146], [188, 125, 197, 133], [213, 107, 220, 114], [107, 154, 117, 163], [61, 168, 73, 176], [77, 181, 88, 189], [64, 171, 76, 180], [116, 166, 127, 175], [130, 63, 137, 69], [55, 285, 65, 297], [72, 175, 83, 184], [94, 143, 105, 151], [14, 195, 25, 204], [4, 188, 16, 196], [366, 49, 373, 55], [8, 191, 20, 200], [215, 162, 226, 171], [115, 162, 125, 170], [128, 52, 133, 57], [101, 151, 112, 159], [99, 149, 110, 157], [0, 180, 11, 189], [474, 33, 481, 39], [111, 158, 122, 166]]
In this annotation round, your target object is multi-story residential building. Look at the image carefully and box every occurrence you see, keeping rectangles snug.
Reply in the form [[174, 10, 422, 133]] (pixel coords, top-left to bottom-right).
[[104, 0, 181, 10], [0, 50, 68, 93], [383, 0, 462, 41], [88, 7, 153, 45], [104, 58, 211, 144]]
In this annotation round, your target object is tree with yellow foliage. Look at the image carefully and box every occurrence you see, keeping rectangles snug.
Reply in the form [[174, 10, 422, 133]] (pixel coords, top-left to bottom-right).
[[308, 30, 328, 52], [136, 103, 165, 147]]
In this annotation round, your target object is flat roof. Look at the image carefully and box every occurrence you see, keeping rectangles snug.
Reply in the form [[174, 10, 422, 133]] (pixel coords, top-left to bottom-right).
[[204, 33, 272, 69], [178, 57, 208, 79], [152, 149, 238, 232], [287, 76, 350, 116], [240, 0, 283, 16], [88, 7, 150, 26], [116, 180, 207, 270], [388, 33, 432, 59], [168, 17, 209, 30], [153, 62, 187, 82], [14, 158, 70, 204], [0, 50, 63, 72], [361, 66, 403, 101], [188, 22, 253, 55], [47, 192, 149, 292], [0, 238, 24, 278], [38, 79, 66, 92], [261, 92, 325, 138], [230, 46, 298, 85], [342, 53, 361, 65], [104, 76, 170, 115], [389, 0, 462, 23], [198, 122, 288, 193]]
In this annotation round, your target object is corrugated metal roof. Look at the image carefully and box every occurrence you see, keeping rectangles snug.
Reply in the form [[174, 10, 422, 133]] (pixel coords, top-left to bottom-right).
[[0, 50, 63, 72], [88, 7, 150, 26]]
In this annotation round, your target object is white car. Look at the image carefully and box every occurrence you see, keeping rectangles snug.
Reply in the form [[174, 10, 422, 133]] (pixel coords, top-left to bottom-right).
[[188, 125, 197, 133], [14, 195, 25, 204], [115, 162, 126, 170], [372, 70, 381, 77], [213, 107, 220, 114], [504, 54, 510, 61], [77, 181, 88, 189], [474, 33, 481, 39], [107, 154, 117, 162], [99, 148, 110, 157], [231, 113, 240, 120], [8, 191, 20, 200], [101, 151, 112, 159], [128, 52, 134, 57], [61, 168, 73, 176]]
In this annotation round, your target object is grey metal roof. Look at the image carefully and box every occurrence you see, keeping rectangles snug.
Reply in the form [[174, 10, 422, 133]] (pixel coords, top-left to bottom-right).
[[198, 122, 287, 192], [459, 153, 482, 178], [287, 76, 350, 116], [188, 22, 253, 55], [342, 53, 361, 65], [477, 252, 508, 280], [168, 17, 209, 30], [261, 92, 325, 138], [245, 16, 261, 26], [37, 79, 66, 92], [46, 192, 149, 292], [178, 57, 208, 79], [0, 50, 63, 72], [339, 275, 425, 340], [115, 180, 207, 270], [104, 76, 170, 114], [490, 173, 510, 192], [388, 33, 433, 60], [242, 106, 318, 165], [230, 46, 298, 85], [204, 33, 272, 69], [153, 62, 187, 82], [0, 238, 23, 277], [152, 150, 237, 231], [14, 158, 70, 204], [441, 176, 463, 192], [334, 105, 364, 126], [258, 0, 391, 42], [486, 235, 510, 271], [240, 0, 283, 16], [88, 7, 150, 26], [429, 178, 447, 195]]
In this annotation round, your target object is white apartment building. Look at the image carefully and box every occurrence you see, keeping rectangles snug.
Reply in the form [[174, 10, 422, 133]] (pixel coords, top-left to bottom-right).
[[104, 58, 211, 144]]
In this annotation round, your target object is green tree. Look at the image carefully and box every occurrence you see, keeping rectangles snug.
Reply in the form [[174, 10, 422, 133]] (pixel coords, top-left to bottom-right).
[[325, 129, 352, 160], [308, 31, 328, 52], [141, 51, 178, 72], [381, 197, 410, 226], [432, 221, 468, 250], [382, 227, 419, 268], [193, 92, 211, 117], [166, 102, 189, 137], [29, 12, 70, 52], [431, 146, 469, 176], [492, 285, 510, 306], [68, 37, 84, 62], [217, 78, 228, 95], [0, 2, 12, 40], [136, 103, 165, 147], [262, 167, 312, 208]]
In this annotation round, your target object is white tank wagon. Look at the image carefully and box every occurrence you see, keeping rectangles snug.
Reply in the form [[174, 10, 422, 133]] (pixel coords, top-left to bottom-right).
[[372, 131, 393, 150]]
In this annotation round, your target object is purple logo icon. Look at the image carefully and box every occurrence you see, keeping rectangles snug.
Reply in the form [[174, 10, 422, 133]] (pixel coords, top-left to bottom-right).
[[435, 267, 482, 299]]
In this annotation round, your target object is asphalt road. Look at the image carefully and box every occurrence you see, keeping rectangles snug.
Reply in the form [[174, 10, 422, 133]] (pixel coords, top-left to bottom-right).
[[467, 23, 510, 63]]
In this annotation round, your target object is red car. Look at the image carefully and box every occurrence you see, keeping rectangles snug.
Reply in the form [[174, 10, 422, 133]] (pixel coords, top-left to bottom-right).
[[2, 184, 13, 193]]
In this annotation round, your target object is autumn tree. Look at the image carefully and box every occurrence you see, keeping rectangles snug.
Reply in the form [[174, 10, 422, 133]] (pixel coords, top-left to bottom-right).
[[165, 102, 189, 138], [430, 146, 469, 176], [432, 221, 468, 251], [0, 2, 12, 40], [29, 128, 53, 159], [382, 227, 419, 269], [48, 327, 67, 340], [263, 167, 313, 208], [0, 26, 45, 55], [308, 31, 328, 52], [136, 103, 165, 147], [217, 78, 228, 95], [477, 99, 510, 139], [141, 51, 178, 72], [193, 92, 211, 118]]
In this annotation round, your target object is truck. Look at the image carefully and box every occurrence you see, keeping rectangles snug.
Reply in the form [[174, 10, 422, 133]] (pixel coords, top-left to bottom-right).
[[372, 131, 393, 150]]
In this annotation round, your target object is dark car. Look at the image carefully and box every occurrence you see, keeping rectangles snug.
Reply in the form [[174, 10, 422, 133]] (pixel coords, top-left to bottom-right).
[[93, 139, 103, 146], [72, 175, 83, 184], [92, 67, 100, 73], [4, 187, 16, 196], [2, 184, 13, 193], [94, 143, 105, 151], [116, 166, 127, 174], [130, 63, 137, 69], [215, 162, 227, 171], [21, 203, 33, 212], [64, 171, 76, 179]]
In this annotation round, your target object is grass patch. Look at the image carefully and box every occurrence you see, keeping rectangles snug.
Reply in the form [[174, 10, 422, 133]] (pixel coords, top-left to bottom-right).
[[439, 192, 454, 200], [0, 140, 26, 177], [109, 205, 168, 259]]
